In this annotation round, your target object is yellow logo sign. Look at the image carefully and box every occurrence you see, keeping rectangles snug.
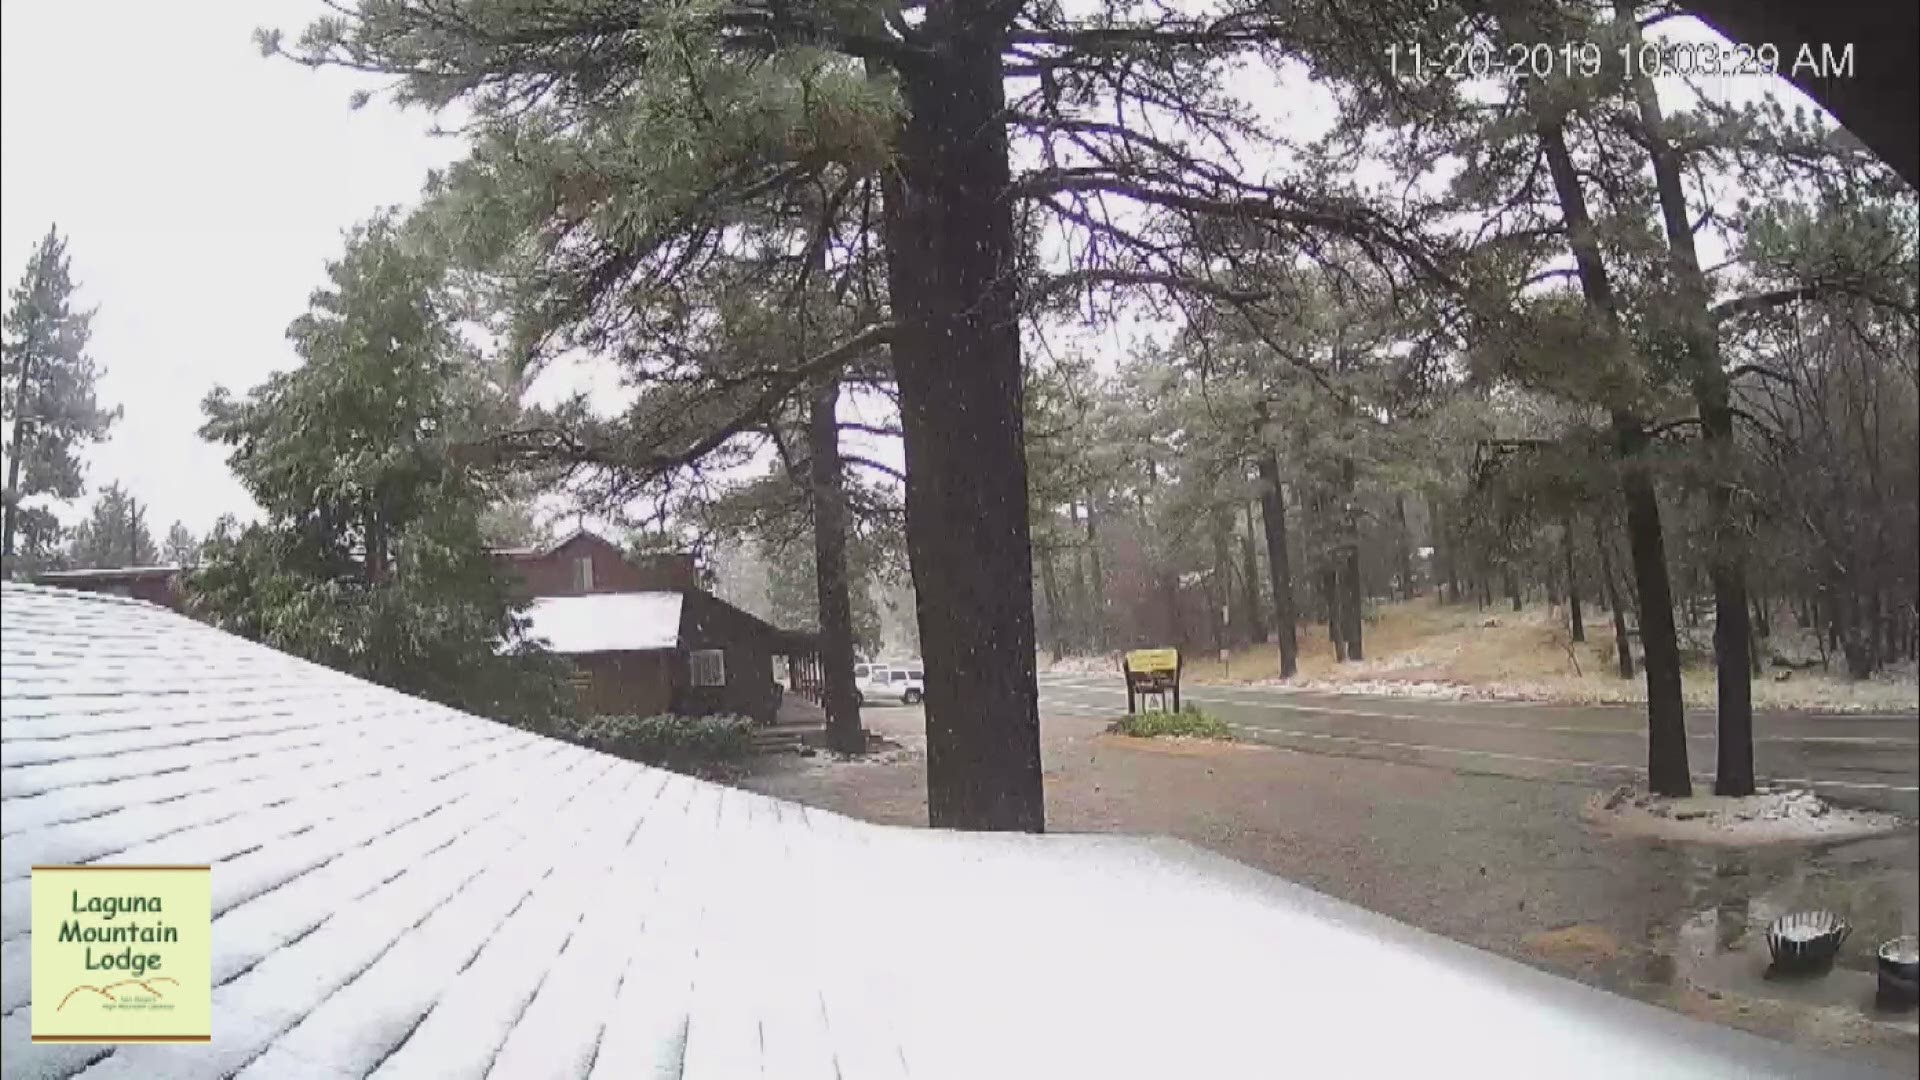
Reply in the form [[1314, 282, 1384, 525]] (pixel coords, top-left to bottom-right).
[[30, 866, 211, 1043], [1124, 648, 1180, 674]]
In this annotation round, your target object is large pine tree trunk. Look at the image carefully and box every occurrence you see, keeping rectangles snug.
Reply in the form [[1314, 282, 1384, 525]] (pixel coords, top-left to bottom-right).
[[809, 378, 866, 755], [881, 34, 1042, 830], [1540, 118, 1691, 796], [1256, 453, 1299, 678]]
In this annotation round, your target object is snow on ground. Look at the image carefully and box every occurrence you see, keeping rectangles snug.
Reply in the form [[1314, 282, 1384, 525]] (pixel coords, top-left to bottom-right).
[[1112, 599, 1920, 715], [1043, 654, 1122, 676], [1582, 786, 1910, 846]]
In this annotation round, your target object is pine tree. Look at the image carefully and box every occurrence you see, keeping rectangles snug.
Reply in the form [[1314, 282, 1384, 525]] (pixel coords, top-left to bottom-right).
[[66, 482, 158, 568], [185, 216, 572, 727], [162, 521, 200, 567], [266, 0, 1448, 832], [1, 227, 118, 576]]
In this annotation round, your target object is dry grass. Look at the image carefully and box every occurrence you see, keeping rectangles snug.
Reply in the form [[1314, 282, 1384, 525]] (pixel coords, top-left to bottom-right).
[[1164, 597, 1919, 714]]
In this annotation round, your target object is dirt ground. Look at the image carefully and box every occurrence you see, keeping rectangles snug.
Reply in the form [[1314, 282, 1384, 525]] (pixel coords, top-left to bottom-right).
[[1055, 597, 1920, 714], [742, 702, 1920, 1072]]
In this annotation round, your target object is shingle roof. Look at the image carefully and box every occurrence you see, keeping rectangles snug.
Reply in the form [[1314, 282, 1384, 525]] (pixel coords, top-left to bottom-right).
[[522, 592, 684, 654], [0, 583, 1870, 1079]]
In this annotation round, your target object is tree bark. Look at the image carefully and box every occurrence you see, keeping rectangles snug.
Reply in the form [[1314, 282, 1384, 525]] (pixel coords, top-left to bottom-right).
[[1241, 502, 1268, 644], [1325, 566, 1347, 661], [809, 377, 866, 755], [2, 348, 33, 564], [1506, 563, 1523, 612], [1621, 454, 1692, 794], [1069, 504, 1092, 653], [1256, 453, 1299, 678], [1210, 506, 1237, 648], [1037, 538, 1064, 663], [1438, 502, 1462, 605], [1597, 519, 1635, 680], [1394, 493, 1415, 601], [1540, 118, 1690, 796], [881, 33, 1042, 830], [1339, 458, 1363, 660], [1163, 571, 1185, 648], [1563, 514, 1585, 643], [1618, 7, 1753, 794], [1084, 495, 1107, 651]]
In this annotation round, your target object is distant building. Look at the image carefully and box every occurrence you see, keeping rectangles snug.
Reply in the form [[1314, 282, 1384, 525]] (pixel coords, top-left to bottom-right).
[[489, 528, 700, 596], [33, 529, 818, 724], [493, 529, 816, 724], [27, 565, 184, 609]]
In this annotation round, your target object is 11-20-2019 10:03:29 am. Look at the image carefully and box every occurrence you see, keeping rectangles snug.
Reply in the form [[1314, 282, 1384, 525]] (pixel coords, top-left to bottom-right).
[[1385, 39, 1853, 81]]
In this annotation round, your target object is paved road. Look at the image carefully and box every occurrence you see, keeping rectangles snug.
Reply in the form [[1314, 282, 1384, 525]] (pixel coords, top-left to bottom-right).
[[1036, 673, 1920, 816]]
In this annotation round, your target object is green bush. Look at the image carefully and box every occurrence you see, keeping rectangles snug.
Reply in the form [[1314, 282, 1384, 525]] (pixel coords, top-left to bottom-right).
[[559, 713, 753, 775], [1106, 705, 1233, 741]]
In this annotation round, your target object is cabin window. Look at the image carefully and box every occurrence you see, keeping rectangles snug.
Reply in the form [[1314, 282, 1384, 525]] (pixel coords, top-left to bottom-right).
[[573, 555, 594, 591], [690, 649, 726, 687]]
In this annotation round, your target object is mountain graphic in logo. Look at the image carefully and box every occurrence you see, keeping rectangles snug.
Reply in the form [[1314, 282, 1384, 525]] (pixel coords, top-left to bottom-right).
[[58, 977, 178, 1011]]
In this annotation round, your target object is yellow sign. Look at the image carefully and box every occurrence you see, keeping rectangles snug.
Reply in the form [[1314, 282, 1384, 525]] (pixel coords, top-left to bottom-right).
[[31, 865, 211, 1043], [1124, 648, 1179, 674]]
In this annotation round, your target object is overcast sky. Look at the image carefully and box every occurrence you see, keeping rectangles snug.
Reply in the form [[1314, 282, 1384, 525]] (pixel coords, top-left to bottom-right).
[[1, 0, 459, 535], [2, 2, 1813, 541]]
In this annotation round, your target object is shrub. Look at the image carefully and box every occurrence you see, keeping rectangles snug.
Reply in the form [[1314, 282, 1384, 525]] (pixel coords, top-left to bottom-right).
[[559, 713, 753, 775], [1106, 705, 1232, 740]]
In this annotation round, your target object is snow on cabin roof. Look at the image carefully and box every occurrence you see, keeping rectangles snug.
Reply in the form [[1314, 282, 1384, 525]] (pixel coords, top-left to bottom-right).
[[30, 565, 183, 581], [521, 591, 683, 654], [486, 526, 612, 560], [0, 584, 1860, 1080]]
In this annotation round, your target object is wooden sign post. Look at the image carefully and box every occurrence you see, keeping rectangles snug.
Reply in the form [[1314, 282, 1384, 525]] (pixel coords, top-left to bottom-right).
[[1122, 648, 1182, 714]]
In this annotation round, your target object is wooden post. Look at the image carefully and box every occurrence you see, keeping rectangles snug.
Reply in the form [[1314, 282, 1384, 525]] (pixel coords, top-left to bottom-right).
[[1167, 645, 1182, 714]]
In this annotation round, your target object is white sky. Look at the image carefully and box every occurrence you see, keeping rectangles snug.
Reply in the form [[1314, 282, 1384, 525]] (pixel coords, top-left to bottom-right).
[[1, 0, 462, 535], [1, 1, 1821, 540]]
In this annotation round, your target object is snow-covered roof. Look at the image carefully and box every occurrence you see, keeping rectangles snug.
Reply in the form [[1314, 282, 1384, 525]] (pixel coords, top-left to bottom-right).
[[521, 591, 683, 654], [0, 584, 1863, 1079], [487, 526, 605, 560], [30, 565, 183, 581]]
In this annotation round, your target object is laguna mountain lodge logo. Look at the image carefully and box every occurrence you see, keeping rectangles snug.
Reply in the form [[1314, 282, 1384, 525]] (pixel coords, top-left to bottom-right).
[[31, 866, 211, 1043]]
